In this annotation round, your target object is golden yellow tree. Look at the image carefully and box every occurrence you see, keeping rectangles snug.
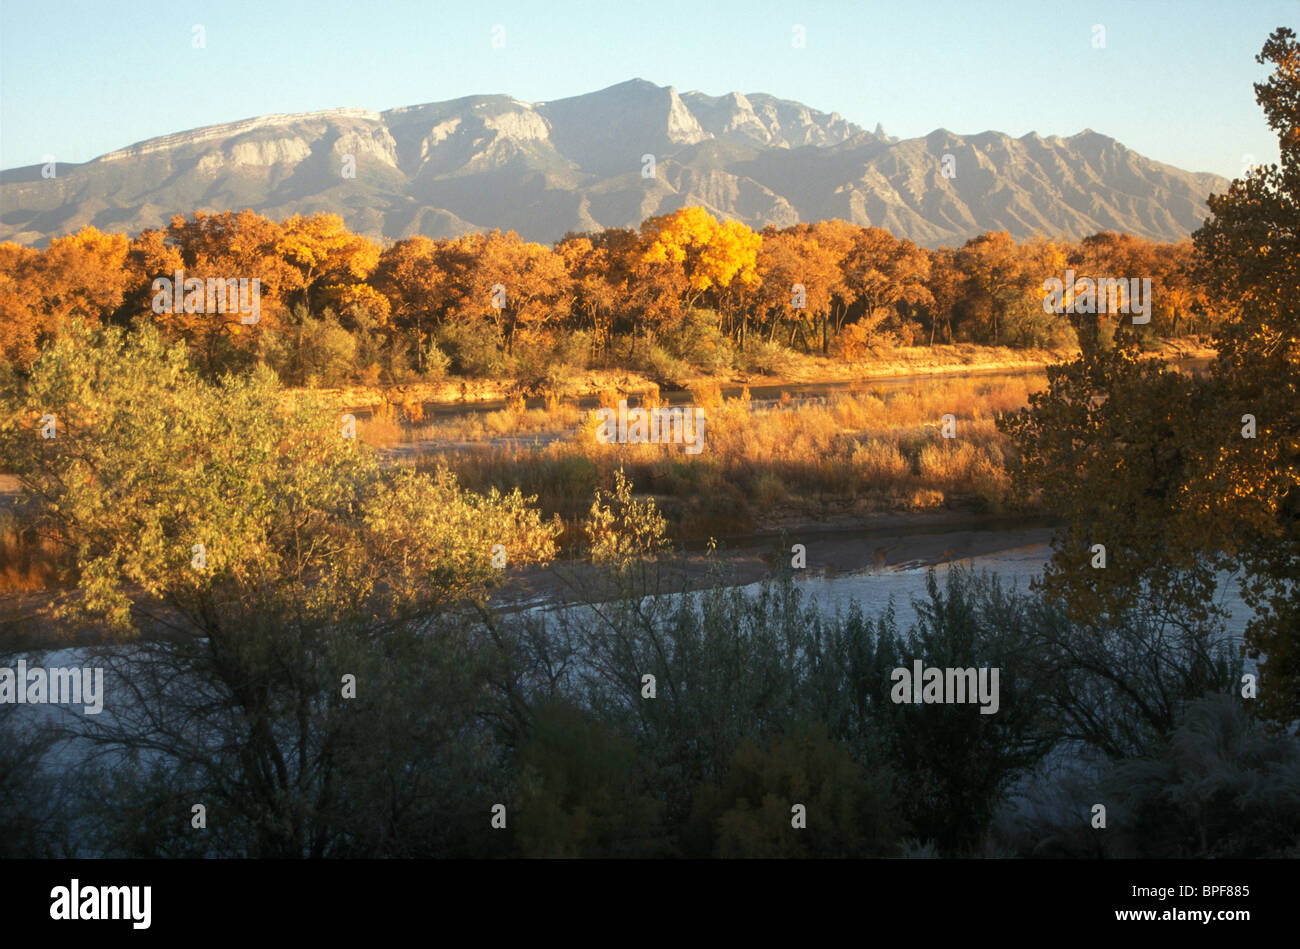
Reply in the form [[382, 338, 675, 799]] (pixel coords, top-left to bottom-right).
[[0, 242, 45, 369], [639, 207, 760, 341], [276, 213, 380, 313]]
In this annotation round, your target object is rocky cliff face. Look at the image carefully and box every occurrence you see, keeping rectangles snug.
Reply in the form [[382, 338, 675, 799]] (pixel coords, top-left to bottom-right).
[[0, 79, 1226, 247]]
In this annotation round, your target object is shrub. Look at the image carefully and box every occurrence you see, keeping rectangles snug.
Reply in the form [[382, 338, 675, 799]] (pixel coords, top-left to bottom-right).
[[584, 469, 669, 569], [830, 322, 876, 362], [258, 306, 359, 387], [1002, 301, 1074, 349], [739, 339, 798, 376], [659, 308, 734, 373], [637, 345, 692, 388], [509, 330, 592, 391], [749, 471, 787, 507], [997, 694, 1300, 859], [514, 701, 670, 858], [1106, 693, 1300, 857], [685, 723, 903, 858], [436, 320, 506, 377], [350, 302, 424, 384]]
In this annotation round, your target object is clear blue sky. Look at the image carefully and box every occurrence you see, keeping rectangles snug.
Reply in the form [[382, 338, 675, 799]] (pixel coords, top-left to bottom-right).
[[1, 0, 1294, 177]]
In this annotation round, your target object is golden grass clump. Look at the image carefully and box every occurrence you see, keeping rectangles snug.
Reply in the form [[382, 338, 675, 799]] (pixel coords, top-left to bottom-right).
[[851, 439, 911, 484], [690, 381, 723, 411], [358, 402, 404, 447]]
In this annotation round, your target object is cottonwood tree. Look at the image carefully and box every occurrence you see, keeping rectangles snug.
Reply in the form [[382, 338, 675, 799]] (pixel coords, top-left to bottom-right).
[[0, 228, 133, 372], [805, 219, 863, 344], [0, 242, 45, 370], [275, 213, 380, 315], [921, 246, 964, 345], [1002, 28, 1300, 726], [755, 226, 841, 350], [1000, 337, 1226, 630], [638, 207, 761, 345], [841, 227, 932, 346], [1193, 26, 1300, 724], [556, 232, 623, 359], [161, 210, 298, 372], [957, 231, 1027, 345], [371, 235, 449, 374], [436, 230, 570, 356]]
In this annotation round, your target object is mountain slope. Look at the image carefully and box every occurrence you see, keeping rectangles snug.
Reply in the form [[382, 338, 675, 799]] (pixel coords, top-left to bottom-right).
[[0, 80, 1227, 248]]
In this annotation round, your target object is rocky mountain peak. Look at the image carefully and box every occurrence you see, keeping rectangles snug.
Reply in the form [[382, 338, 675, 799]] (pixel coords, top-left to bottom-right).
[[0, 81, 1228, 249]]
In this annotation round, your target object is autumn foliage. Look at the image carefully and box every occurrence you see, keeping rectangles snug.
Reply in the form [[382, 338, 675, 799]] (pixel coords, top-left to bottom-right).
[[0, 207, 1217, 382], [1001, 28, 1300, 726]]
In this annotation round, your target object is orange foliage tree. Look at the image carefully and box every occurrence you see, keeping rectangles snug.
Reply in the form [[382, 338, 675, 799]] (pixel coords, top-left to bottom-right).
[[0, 205, 1227, 378]]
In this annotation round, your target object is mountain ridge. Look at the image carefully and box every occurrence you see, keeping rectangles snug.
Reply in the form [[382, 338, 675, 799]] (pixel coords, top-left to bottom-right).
[[0, 80, 1227, 248]]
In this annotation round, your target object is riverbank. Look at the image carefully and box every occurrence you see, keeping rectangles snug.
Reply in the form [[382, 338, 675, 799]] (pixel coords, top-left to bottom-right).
[[0, 339, 1216, 623], [305, 339, 1216, 413], [0, 506, 1059, 648]]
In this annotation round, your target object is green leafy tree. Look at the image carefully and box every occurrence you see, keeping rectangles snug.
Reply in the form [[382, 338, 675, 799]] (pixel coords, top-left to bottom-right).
[[873, 568, 1055, 854], [0, 321, 560, 856], [999, 339, 1224, 631]]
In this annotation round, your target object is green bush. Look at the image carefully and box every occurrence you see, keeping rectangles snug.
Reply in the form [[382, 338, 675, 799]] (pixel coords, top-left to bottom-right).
[[685, 723, 902, 858], [513, 701, 670, 858], [659, 309, 735, 374], [509, 330, 592, 390], [635, 344, 692, 387], [995, 693, 1300, 859], [739, 338, 799, 376], [435, 320, 507, 377], [1000, 296, 1074, 349], [258, 305, 358, 386], [1107, 693, 1300, 858]]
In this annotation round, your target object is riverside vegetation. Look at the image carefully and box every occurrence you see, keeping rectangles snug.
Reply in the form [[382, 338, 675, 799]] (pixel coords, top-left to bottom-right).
[[0, 319, 1293, 859], [1, 25, 1297, 862]]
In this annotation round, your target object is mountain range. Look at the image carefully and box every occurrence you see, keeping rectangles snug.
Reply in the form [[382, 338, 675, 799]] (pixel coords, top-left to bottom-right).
[[0, 79, 1228, 248]]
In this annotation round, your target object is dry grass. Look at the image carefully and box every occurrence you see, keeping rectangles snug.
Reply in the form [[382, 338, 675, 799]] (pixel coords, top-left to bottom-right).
[[851, 441, 910, 482], [0, 511, 61, 594], [357, 403, 404, 448], [0, 371, 1046, 573], [412, 371, 1047, 539]]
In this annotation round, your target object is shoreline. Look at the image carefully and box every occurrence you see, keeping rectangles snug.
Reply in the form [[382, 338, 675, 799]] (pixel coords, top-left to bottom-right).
[[1, 507, 1059, 645], [306, 339, 1217, 412]]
